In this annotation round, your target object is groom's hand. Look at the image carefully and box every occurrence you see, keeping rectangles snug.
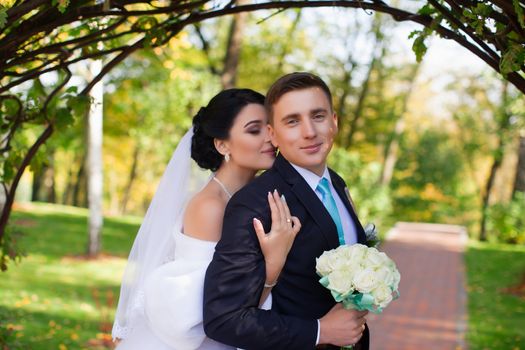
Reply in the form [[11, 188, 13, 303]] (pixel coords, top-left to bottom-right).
[[318, 303, 368, 346]]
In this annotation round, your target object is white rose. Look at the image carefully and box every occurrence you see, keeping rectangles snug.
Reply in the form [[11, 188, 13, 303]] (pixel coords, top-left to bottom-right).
[[327, 269, 355, 295], [316, 251, 335, 276], [366, 249, 385, 269], [375, 266, 394, 287], [372, 283, 393, 308], [391, 268, 401, 290], [316, 249, 349, 276], [332, 249, 352, 270], [347, 244, 368, 267], [352, 268, 381, 293]]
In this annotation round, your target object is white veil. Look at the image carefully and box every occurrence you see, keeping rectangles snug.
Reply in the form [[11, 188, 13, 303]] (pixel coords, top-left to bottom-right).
[[112, 127, 211, 340]]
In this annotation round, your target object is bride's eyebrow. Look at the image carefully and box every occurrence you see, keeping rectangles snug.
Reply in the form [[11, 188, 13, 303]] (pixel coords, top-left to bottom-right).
[[244, 120, 263, 128]]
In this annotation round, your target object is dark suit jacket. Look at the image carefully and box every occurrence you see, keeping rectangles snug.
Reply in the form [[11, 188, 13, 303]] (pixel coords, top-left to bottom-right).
[[203, 154, 370, 350]]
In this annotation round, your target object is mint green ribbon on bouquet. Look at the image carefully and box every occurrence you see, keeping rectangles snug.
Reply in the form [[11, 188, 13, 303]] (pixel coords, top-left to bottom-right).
[[319, 276, 378, 350], [319, 276, 383, 314]]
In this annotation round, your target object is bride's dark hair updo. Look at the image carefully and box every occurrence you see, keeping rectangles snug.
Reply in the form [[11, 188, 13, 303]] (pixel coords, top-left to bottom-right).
[[191, 88, 265, 171]]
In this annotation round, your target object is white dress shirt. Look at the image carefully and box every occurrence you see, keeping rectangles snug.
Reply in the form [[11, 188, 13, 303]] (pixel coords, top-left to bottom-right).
[[290, 164, 358, 245], [289, 163, 358, 345]]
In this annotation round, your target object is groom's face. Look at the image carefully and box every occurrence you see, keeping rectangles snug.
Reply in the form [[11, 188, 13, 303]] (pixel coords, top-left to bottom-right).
[[268, 87, 338, 176]]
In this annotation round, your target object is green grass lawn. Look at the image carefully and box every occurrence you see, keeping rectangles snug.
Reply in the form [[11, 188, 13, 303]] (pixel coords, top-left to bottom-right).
[[465, 241, 525, 350], [2, 202, 525, 349], [1, 202, 141, 350]]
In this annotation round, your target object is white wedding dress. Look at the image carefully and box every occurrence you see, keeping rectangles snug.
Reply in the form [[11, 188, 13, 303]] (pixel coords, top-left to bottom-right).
[[116, 231, 271, 350]]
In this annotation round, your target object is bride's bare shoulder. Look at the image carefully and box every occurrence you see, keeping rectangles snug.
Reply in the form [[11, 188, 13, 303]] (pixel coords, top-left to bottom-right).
[[183, 191, 226, 242]]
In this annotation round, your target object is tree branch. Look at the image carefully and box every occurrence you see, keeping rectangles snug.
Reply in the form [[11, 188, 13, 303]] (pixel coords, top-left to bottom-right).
[[0, 124, 54, 246], [193, 23, 220, 76], [43, 66, 73, 120], [80, 37, 147, 95]]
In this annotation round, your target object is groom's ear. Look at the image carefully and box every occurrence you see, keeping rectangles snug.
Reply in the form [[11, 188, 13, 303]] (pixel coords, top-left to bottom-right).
[[332, 112, 339, 131], [267, 124, 278, 148]]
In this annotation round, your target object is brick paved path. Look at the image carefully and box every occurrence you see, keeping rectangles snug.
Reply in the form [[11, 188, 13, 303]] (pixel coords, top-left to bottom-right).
[[367, 222, 468, 350]]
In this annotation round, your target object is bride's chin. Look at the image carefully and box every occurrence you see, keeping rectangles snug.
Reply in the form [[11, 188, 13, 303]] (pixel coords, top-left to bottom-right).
[[261, 160, 275, 170]]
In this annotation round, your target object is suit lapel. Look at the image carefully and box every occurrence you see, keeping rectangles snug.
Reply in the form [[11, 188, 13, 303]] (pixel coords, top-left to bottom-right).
[[328, 169, 368, 245], [273, 155, 339, 249]]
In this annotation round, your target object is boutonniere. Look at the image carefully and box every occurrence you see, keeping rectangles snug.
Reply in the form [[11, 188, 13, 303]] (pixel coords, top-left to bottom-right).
[[364, 223, 380, 248]]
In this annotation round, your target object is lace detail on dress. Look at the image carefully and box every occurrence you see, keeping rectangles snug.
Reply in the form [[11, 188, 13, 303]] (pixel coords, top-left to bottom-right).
[[112, 320, 130, 340], [112, 290, 146, 340]]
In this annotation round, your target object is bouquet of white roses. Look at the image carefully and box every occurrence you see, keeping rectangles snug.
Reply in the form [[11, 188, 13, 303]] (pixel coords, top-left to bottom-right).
[[316, 243, 400, 313]]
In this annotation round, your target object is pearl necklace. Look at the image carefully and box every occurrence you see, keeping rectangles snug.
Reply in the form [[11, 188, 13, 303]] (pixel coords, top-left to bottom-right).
[[212, 176, 232, 199]]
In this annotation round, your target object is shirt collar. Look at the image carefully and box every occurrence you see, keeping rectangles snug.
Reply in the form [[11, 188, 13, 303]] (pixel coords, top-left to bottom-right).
[[289, 163, 331, 192]]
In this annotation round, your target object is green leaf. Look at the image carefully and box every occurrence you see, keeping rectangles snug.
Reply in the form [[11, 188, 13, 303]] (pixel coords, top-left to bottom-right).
[[409, 31, 428, 62], [0, 9, 7, 30], [417, 4, 435, 16], [67, 94, 90, 119], [462, 9, 476, 21], [54, 107, 74, 129], [2, 97, 20, 116], [65, 86, 78, 94], [52, 0, 70, 13], [500, 43, 525, 75], [134, 17, 158, 31], [3, 156, 15, 182], [474, 3, 492, 17], [513, 0, 525, 28], [408, 30, 421, 40]]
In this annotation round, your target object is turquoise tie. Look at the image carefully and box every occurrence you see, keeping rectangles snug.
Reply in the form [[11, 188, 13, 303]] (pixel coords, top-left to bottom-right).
[[316, 178, 345, 245]]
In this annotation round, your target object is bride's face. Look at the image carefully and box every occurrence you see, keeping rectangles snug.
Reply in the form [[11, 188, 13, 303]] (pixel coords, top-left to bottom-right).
[[224, 103, 276, 171]]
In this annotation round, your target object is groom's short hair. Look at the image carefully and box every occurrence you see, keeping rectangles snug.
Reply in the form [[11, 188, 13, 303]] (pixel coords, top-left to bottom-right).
[[265, 72, 333, 123]]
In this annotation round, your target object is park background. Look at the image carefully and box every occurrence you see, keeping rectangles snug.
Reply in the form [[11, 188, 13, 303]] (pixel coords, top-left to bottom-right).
[[1, 0, 524, 349]]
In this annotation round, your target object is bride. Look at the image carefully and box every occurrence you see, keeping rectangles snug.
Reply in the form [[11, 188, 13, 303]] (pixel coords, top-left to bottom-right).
[[112, 89, 301, 349]]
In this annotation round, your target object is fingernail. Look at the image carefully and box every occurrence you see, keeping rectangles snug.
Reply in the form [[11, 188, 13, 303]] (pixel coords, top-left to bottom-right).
[[281, 194, 286, 202]]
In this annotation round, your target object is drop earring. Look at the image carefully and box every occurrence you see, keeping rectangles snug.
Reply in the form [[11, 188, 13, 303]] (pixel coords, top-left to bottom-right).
[[224, 153, 230, 162]]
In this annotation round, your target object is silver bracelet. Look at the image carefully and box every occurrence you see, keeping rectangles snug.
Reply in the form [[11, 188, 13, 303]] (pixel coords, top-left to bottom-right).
[[264, 280, 278, 288]]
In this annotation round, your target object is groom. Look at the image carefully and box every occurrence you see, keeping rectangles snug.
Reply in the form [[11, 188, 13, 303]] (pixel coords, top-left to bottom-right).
[[203, 72, 370, 349]]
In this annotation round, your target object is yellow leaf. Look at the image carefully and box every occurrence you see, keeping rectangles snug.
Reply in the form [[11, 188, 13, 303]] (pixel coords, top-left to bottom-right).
[[6, 324, 24, 331], [0, 0, 16, 8]]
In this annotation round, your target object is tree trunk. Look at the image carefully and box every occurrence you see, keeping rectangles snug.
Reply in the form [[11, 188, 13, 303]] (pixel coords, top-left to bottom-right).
[[513, 134, 525, 196], [73, 153, 86, 207], [86, 59, 104, 257], [31, 166, 43, 202], [276, 10, 302, 72], [220, 0, 249, 89], [31, 153, 56, 203], [62, 160, 77, 205], [44, 159, 56, 203], [479, 82, 509, 241], [0, 125, 54, 250], [334, 45, 357, 146], [480, 152, 502, 241], [343, 17, 384, 149], [381, 118, 405, 186], [120, 143, 140, 215], [380, 63, 421, 186]]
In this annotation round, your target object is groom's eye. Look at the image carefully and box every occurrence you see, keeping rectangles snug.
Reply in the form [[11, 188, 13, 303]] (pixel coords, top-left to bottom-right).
[[286, 119, 298, 125], [313, 114, 325, 120]]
